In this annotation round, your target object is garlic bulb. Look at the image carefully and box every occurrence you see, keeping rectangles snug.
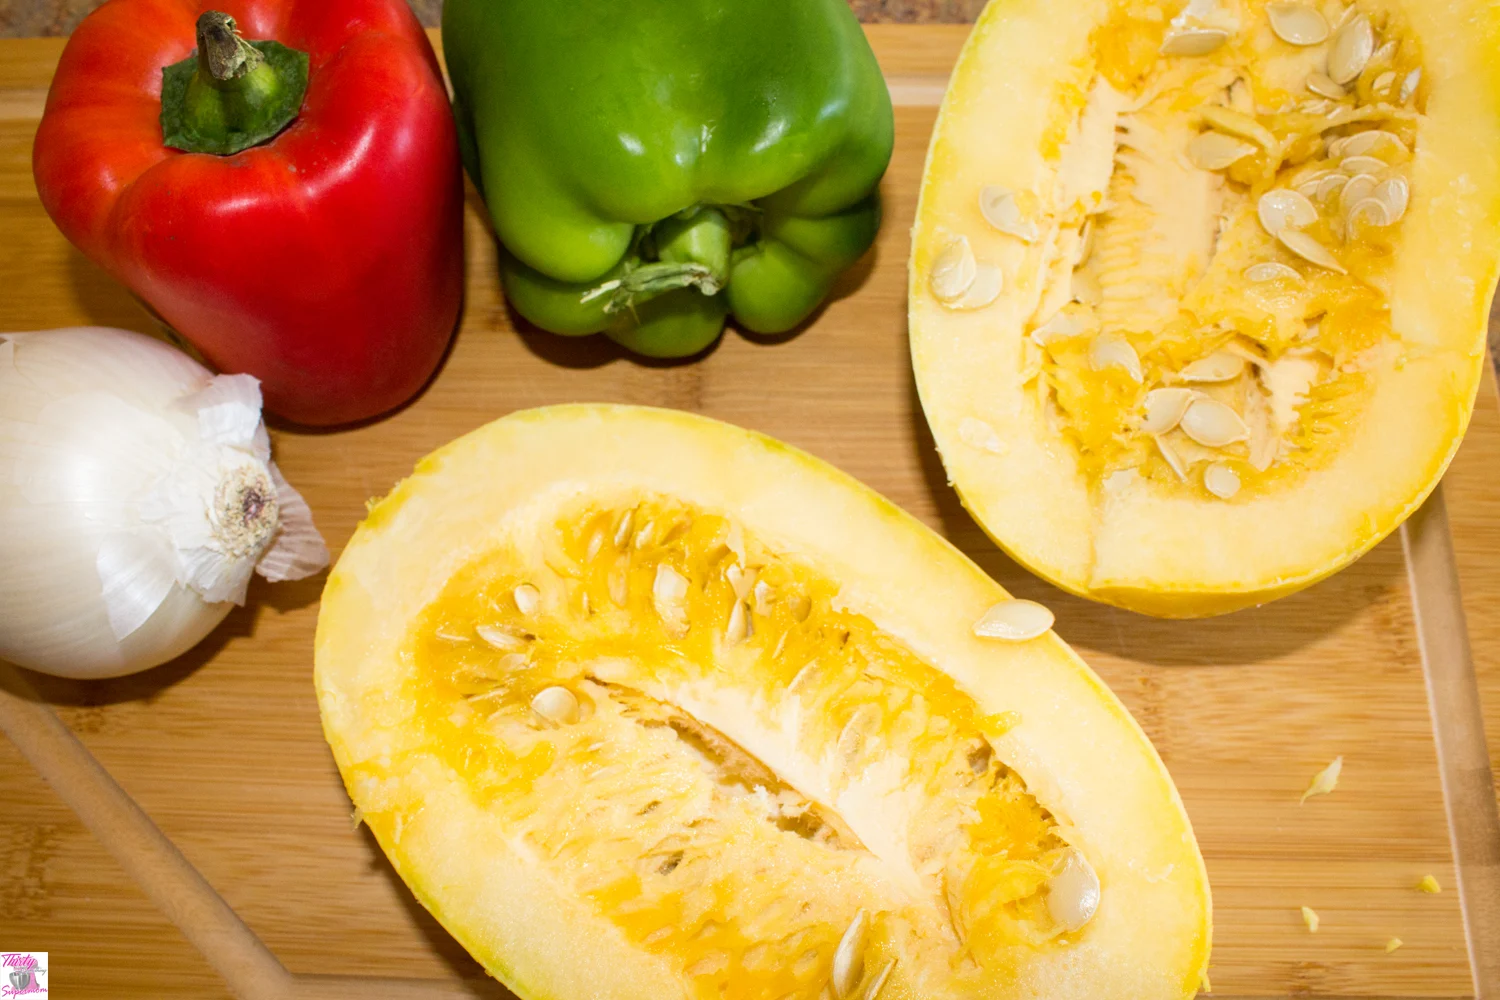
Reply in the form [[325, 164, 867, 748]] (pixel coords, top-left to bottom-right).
[[0, 328, 328, 678]]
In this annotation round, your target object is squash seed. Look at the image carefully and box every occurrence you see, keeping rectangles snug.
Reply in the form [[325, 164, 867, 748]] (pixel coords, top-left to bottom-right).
[[1258, 189, 1319, 235], [1142, 387, 1197, 434], [1346, 197, 1393, 232], [1277, 229, 1346, 273], [652, 564, 690, 636], [1338, 173, 1379, 214], [1376, 176, 1409, 221], [1200, 105, 1278, 151], [476, 624, 526, 652], [1332, 129, 1406, 159], [1160, 28, 1230, 57], [973, 599, 1054, 641], [751, 579, 773, 616], [1187, 131, 1258, 170], [1306, 71, 1347, 100], [1339, 154, 1388, 176], [1155, 435, 1188, 480], [958, 416, 1007, 454], [1180, 397, 1251, 447], [514, 583, 541, 616], [1071, 269, 1104, 306], [952, 263, 1003, 310], [1181, 350, 1247, 383], [1400, 68, 1421, 103], [1046, 849, 1102, 933], [1327, 14, 1374, 85], [1315, 173, 1350, 203], [725, 600, 750, 643], [1371, 70, 1396, 96], [859, 960, 897, 1000], [1268, 3, 1329, 45], [979, 185, 1039, 242], [1089, 335, 1143, 382], [1031, 310, 1089, 345], [531, 686, 580, 725], [930, 236, 977, 303], [1244, 261, 1304, 284], [830, 910, 868, 999], [1204, 462, 1242, 499]]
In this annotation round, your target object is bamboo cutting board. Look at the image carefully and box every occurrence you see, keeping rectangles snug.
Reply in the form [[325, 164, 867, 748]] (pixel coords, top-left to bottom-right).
[[1, 26, 1498, 1000]]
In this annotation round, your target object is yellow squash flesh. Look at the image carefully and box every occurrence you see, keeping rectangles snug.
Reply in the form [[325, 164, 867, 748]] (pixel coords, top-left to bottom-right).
[[315, 405, 1209, 1000], [911, 0, 1500, 616]]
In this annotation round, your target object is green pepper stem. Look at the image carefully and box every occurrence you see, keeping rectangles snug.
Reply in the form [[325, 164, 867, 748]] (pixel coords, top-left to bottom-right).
[[582, 208, 734, 316], [159, 11, 310, 156]]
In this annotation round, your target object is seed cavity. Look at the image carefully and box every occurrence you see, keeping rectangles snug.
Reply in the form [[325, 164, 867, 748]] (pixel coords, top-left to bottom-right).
[[1089, 335, 1143, 383], [973, 599, 1054, 641], [514, 583, 541, 616], [531, 686, 580, 725], [1327, 13, 1374, 85], [1204, 462, 1242, 499], [1180, 397, 1251, 447], [979, 185, 1039, 242], [1268, 3, 1329, 46], [1046, 848, 1102, 933]]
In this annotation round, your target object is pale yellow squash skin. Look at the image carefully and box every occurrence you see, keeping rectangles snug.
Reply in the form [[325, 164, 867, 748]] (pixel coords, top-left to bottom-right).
[[316, 405, 1209, 1000], [910, 0, 1500, 617]]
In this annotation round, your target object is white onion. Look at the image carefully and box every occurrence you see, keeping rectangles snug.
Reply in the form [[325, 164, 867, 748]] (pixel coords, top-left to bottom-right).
[[0, 328, 328, 678]]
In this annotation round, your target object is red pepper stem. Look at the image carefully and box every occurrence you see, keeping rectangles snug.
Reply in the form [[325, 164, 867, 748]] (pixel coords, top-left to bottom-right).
[[158, 13, 309, 156], [196, 12, 264, 82]]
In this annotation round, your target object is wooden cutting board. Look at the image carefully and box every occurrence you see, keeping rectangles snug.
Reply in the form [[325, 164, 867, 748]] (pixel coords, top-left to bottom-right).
[[1, 26, 1498, 1000]]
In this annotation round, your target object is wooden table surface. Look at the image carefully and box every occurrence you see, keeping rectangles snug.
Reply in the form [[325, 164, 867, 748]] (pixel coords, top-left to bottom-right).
[[1, 24, 1498, 1000]]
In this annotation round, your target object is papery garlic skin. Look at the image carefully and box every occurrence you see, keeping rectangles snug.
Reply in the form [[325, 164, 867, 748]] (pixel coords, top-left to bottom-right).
[[0, 328, 328, 678]]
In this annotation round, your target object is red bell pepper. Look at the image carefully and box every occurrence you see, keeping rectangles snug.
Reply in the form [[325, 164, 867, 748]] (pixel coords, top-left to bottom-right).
[[33, 0, 464, 426]]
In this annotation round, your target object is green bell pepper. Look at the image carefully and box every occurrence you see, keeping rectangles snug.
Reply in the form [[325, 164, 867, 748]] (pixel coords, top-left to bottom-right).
[[442, 0, 895, 357]]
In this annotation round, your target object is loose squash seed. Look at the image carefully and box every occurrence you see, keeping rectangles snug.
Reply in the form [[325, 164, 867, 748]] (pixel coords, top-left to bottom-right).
[[973, 599, 1054, 640]]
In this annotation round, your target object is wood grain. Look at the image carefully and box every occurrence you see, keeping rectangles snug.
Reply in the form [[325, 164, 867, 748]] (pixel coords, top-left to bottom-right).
[[0, 25, 1495, 1000]]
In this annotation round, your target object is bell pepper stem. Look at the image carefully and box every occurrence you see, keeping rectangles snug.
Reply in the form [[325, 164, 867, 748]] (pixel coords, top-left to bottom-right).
[[583, 207, 734, 316], [159, 11, 310, 156], [197, 11, 264, 81]]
